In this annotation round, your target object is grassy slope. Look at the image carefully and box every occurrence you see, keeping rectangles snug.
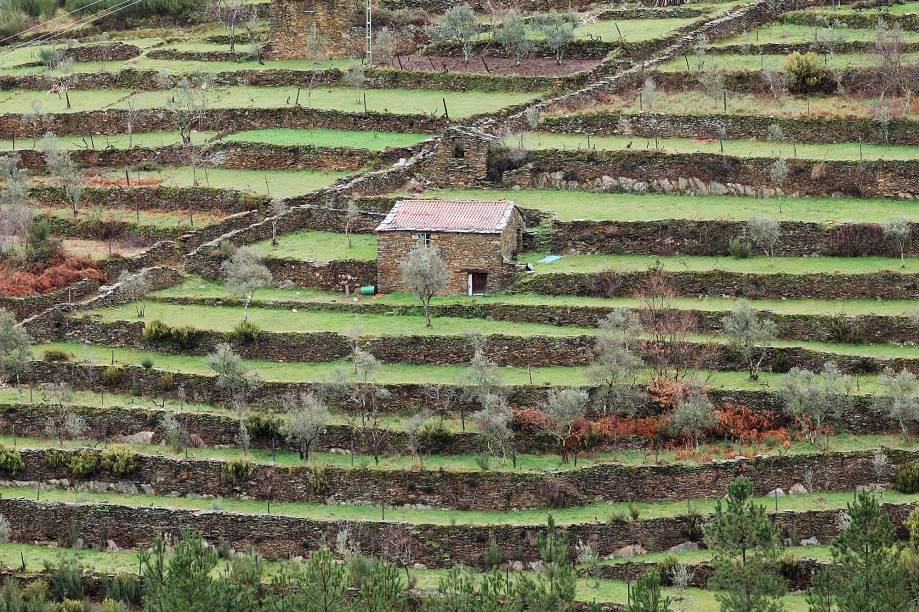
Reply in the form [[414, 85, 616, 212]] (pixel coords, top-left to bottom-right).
[[154, 277, 919, 317], [0, 86, 541, 118], [421, 187, 919, 223], [514, 130, 919, 161], [0, 131, 215, 151], [224, 128, 432, 150], [33, 341, 889, 391], [246, 231, 377, 262], [521, 253, 919, 274], [713, 22, 919, 45], [657, 51, 919, 71]]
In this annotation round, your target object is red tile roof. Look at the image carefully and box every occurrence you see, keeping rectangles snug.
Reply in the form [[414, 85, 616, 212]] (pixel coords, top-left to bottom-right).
[[376, 199, 516, 234]]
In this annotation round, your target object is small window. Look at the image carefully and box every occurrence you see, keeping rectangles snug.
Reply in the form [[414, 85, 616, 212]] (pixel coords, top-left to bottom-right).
[[416, 232, 431, 246], [452, 143, 465, 159]]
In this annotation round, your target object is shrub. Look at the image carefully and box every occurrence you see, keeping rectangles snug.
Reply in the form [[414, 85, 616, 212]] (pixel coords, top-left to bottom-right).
[[244, 413, 283, 440], [43, 449, 67, 471], [140, 357, 154, 370], [231, 320, 260, 343], [0, 446, 24, 475], [42, 349, 72, 363], [56, 600, 86, 612], [66, 449, 99, 478], [170, 325, 202, 350], [220, 458, 253, 487], [100, 445, 137, 476], [785, 51, 822, 93], [0, 10, 27, 39], [104, 573, 139, 605], [728, 236, 752, 259], [414, 417, 451, 453], [829, 224, 886, 257], [142, 319, 171, 343], [157, 372, 175, 391], [895, 462, 919, 493], [657, 554, 680, 586], [102, 366, 123, 386], [100, 599, 129, 612], [829, 313, 865, 344], [143, 320, 201, 350]]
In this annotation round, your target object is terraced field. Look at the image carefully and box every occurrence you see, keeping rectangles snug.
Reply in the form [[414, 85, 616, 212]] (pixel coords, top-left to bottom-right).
[[0, 0, 917, 609]]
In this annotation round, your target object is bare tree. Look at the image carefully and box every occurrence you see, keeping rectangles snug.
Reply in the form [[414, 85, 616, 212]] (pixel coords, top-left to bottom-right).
[[167, 78, 210, 145], [41, 133, 83, 218], [541, 387, 589, 463], [269, 200, 288, 246], [0, 154, 33, 254], [344, 199, 359, 248], [282, 391, 329, 461], [207, 0, 253, 53], [221, 247, 273, 320], [399, 244, 447, 327]]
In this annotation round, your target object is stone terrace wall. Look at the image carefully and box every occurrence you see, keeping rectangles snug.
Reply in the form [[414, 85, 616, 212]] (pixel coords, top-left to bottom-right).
[[156, 294, 919, 345], [541, 112, 919, 147], [0, 280, 99, 320], [32, 186, 268, 215], [8, 447, 915, 510], [509, 150, 919, 200], [54, 318, 919, 374], [0, 107, 445, 139], [551, 219, 919, 258], [2, 497, 911, 566], [266, 0, 364, 60], [516, 269, 919, 300]]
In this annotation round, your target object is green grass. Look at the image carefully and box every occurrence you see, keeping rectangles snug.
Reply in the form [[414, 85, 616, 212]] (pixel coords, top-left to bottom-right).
[[512, 130, 919, 162], [569, 90, 890, 119], [0, 130, 216, 151], [521, 253, 919, 275], [418, 187, 919, 223], [155, 276, 919, 317], [92, 167, 349, 198], [41, 206, 225, 229], [223, 128, 432, 150], [2, 484, 915, 527], [33, 341, 889, 392], [574, 17, 697, 41], [246, 231, 377, 262], [797, 1, 919, 15], [85, 301, 919, 359], [713, 22, 919, 46], [0, 86, 542, 119], [657, 51, 919, 72]]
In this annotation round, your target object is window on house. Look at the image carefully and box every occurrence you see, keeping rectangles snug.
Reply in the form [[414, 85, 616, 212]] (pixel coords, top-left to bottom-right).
[[452, 143, 465, 159], [416, 232, 431, 246]]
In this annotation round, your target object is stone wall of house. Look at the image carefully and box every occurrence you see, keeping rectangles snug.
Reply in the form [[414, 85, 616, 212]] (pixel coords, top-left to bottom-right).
[[377, 230, 519, 294], [265, 0, 364, 60]]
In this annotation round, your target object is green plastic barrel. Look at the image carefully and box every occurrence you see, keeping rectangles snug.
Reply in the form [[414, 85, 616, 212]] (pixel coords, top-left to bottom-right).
[[359, 285, 376, 296]]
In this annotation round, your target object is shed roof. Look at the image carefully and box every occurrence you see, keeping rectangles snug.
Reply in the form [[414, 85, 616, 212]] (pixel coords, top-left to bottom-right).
[[376, 199, 516, 234]]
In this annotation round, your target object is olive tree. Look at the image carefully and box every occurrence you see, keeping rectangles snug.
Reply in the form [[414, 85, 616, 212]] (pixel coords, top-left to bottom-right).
[[0, 307, 31, 389], [746, 215, 780, 262], [722, 300, 777, 381], [40, 133, 83, 218], [427, 3, 478, 63], [282, 391, 329, 461], [221, 247, 273, 321], [777, 363, 854, 448], [399, 244, 447, 327], [0, 154, 32, 253], [669, 386, 716, 451], [534, 11, 578, 65], [588, 308, 645, 415], [882, 217, 911, 262], [471, 393, 514, 463], [542, 387, 589, 463], [207, 343, 261, 453], [495, 10, 534, 66], [873, 368, 919, 441]]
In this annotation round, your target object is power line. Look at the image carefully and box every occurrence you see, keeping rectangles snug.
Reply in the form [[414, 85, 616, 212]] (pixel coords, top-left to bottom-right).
[[0, 0, 115, 47]]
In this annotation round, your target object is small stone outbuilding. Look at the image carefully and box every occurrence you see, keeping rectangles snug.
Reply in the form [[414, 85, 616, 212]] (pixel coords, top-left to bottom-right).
[[376, 199, 525, 295]]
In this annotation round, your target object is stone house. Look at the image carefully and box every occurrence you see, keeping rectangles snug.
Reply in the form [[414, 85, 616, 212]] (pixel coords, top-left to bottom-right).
[[376, 199, 525, 295]]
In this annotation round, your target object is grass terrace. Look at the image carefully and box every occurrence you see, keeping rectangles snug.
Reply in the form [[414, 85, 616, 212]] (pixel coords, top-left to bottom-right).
[[1, 484, 915, 527], [657, 51, 919, 72], [41, 206, 226, 229], [510, 131, 919, 161], [712, 22, 919, 46], [0, 131, 216, 151], [82, 301, 919, 360], [0, 86, 543, 118], [521, 253, 919, 275], [417, 188, 919, 223], [569, 90, 914, 119], [798, 0, 919, 15], [246, 231, 377, 262], [32, 341, 890, 391], [90, 167, 350, 198], [154, 277, 919, 318], [223, 128, 432, 150]]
